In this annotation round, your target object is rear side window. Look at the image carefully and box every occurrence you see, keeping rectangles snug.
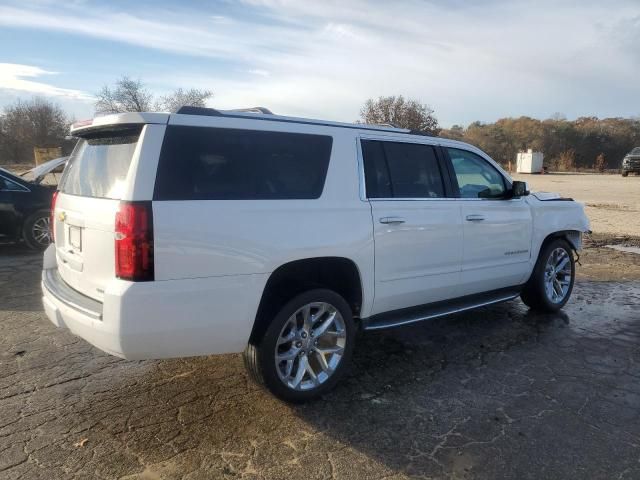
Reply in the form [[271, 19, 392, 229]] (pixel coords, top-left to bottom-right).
[[60, 127, 141, 199], [154, 126, 333, 200], [361, 140, 445, 199], [1, 176, 27, 192]]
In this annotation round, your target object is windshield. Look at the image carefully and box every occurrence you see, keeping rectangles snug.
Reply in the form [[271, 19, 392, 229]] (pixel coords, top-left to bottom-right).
[[630, 147, 640, 155], [59, 127, 142, 199]]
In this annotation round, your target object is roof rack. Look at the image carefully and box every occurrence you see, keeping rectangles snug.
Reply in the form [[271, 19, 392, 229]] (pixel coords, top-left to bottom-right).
[[229, 107, 274, 114], [174, 106, 433, 137], [176, 106, 274, 116]]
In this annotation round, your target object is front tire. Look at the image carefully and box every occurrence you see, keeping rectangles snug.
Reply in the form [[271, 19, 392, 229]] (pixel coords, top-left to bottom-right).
[[621, 170, 629, 177], [244, 289, 355, 403], [22, 210, 51, 250], [521, 238, 575, 312]]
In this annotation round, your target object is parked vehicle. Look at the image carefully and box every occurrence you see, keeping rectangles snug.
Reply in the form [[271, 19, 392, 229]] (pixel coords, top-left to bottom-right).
[[1, 157, 67, 249], [41, 108, 589, 402], [621, 147, 640, 176]]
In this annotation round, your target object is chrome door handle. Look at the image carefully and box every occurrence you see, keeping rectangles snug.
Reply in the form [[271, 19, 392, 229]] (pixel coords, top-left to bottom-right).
[[379, 216, 406, 224], [465, 214, 486, 222]]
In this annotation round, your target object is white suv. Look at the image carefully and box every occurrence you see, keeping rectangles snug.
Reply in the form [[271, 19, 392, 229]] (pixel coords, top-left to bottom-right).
[[42, 107, 589, 402]]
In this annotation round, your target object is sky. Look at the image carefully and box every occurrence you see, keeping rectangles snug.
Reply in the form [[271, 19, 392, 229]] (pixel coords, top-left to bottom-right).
[[0, 0, 639, 127]]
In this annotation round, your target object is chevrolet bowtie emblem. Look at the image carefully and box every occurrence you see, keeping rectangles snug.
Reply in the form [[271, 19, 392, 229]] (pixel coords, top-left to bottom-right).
[[58, 211, 66, 222]]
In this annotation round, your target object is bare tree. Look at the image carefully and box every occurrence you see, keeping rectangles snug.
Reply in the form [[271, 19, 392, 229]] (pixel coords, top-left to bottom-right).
[[155, 88, 213, 113], [359, 95, 440, 135], [0, 97, 72, 164], [95, 77, 213, 114], [95, 77, 153, 114]]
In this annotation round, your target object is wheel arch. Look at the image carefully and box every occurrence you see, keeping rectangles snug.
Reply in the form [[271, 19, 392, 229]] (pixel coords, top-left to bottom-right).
[[249, 256, 363, 345], [531, 230, 583, 270]]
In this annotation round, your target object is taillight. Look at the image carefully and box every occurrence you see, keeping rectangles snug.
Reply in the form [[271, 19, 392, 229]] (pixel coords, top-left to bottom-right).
[[114, 201, 154, 281], [50, 191, 58, 243]]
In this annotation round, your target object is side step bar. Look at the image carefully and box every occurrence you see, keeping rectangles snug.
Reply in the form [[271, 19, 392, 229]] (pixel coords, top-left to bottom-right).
[[363, 287, 522, 331]]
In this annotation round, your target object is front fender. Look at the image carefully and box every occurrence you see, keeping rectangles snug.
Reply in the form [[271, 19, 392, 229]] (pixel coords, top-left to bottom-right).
[[526, 195, 590, 259]]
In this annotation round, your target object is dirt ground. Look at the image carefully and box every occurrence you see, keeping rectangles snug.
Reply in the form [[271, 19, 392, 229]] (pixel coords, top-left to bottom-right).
[[512, 172, 640, 237]]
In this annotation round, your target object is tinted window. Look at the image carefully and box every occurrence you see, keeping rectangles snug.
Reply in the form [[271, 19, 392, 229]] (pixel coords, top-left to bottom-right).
[[362, 140, 444, 198], [361, 140, 391, 198], [447, 148, 506, 199], [154, 126, 333, 200], [0, 176, 27, 192], [60, 127, 141, 199]]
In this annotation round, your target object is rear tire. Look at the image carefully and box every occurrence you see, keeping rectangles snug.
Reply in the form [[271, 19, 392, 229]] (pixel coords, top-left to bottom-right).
[[521, 238, 575, 312], [244, 289, 355, 403], [22, 211, 51, 250]]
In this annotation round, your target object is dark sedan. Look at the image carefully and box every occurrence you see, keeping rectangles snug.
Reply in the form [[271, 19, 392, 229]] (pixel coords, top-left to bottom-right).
[[0, 158, 66, 249]]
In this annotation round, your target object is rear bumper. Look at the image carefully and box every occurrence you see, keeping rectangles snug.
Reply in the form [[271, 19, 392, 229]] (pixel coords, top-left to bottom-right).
[[42, 268, 125, 358], [42, 262, 269, 360]]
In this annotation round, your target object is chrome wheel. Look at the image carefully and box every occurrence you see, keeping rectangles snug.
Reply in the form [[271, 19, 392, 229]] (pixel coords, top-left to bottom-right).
[[274, 302, 346, 391], [32, 217, 51, 246], [544, 247, 572, 303]]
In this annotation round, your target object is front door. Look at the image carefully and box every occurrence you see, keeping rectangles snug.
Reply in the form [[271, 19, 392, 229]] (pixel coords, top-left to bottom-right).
[[361, 139, 463, 315], [445, 147, 532, 295]]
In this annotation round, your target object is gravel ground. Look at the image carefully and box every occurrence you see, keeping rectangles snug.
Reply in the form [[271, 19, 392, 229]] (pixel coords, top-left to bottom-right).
[[512, 173, 640, 237], [1, 240, 639, 480]]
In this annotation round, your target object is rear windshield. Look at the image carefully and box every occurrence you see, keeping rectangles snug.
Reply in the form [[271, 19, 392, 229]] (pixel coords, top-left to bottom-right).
[[59, 127, 141, 199], [154, 126, 333, 200]]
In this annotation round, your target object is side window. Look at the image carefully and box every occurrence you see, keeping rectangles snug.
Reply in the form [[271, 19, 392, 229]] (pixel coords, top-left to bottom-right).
[[154, 126, 333, 200], [0, 176, 26, 192], [361, 140, 391, 198], [447, 148, 506, 199], [361, 140, 445, 199]]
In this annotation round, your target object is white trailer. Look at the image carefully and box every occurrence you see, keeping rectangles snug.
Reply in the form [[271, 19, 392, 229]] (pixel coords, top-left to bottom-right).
[[516, 149, 544, 173]]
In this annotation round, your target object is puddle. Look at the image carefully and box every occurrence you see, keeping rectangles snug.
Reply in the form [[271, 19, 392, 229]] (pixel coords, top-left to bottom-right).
[[606, 245, 640, 255]]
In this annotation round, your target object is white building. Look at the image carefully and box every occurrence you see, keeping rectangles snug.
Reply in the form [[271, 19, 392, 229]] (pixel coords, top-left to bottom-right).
[[516, 149, 544, 173]]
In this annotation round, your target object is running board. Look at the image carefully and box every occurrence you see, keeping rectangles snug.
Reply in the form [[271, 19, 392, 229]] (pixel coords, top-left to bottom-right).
[[363, 287, 522, 331]]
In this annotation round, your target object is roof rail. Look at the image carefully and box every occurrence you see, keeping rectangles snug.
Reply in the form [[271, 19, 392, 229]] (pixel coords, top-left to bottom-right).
[[174, 105, 428, 136], [229, 107, 274, 115], [176, 106, 223, 116], [176, 106, 274, 116]]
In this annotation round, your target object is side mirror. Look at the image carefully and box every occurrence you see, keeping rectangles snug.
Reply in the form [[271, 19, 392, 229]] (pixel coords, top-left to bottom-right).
[[511, 181, 530, 198]]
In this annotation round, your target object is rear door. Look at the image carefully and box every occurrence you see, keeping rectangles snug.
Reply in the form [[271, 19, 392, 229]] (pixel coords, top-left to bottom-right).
[[444, 147, 532, 295], [54, 126, 144, 301], [362, 138, 463, 315]]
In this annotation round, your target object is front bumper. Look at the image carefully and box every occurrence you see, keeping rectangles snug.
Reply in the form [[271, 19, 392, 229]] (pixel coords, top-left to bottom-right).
[[623, 157, 640, 171]]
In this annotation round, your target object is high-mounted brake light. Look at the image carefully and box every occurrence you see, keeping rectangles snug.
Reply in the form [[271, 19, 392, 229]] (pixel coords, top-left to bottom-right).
[[71, 119, 93, 130], [114, 202, 154, 281], [50, 191, 58, 243]]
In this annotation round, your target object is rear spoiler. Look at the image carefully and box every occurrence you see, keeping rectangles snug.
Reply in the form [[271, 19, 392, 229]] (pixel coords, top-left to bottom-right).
[[70, 112, 170, 135]]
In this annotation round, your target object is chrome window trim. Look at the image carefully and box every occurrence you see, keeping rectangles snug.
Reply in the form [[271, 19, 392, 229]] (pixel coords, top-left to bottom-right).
[[357, 134, 516, 202], [368, 197, 524, 202], [355, 136, 367, 202], [0, 174, 31, 192]]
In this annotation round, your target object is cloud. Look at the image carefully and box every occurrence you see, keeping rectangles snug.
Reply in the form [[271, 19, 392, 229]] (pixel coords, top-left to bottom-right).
[[248, 69, 271, 77], [0, 0, 639, 125], [0, 63, 93, 100]]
